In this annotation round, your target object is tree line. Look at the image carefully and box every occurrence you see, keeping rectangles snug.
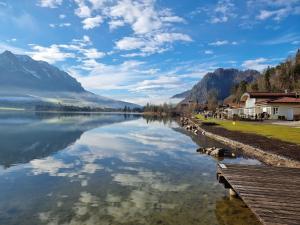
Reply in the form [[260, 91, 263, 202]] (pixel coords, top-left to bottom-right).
[[230, 49, 300, 103]]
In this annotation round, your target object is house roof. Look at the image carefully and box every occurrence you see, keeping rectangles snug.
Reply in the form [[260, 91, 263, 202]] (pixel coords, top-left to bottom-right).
[[227, 102, 244, 108], [255, 99, 270, 105], [269, 97, 300, 104], [240, 92, 298, 102], [246, 92, 297, 98]]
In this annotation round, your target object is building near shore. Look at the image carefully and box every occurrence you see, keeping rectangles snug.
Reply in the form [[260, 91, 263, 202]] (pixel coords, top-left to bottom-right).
[[240, 92, 300, 120], [224, 103, 244, 119]]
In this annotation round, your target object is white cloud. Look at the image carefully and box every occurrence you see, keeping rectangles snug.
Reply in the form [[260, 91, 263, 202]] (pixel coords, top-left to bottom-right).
[[154, 33, 192, 43], [28, 44, 75, 64], [6, 38, 17, 42], [106, 0, 186, 36], [242, 58, 270, 71], [109, 20, 125, 30], [74, 0, 92, 18], [82, 16, 103, 29], [88, 0, 106, 10], [59, 14, 66, 19], [209, 40, 229, 46], [108, 0, 162, 35], [69, 61, 140, 91], [160, 16, 185, 23], [115, 33, 192, 56], [116, 37, 145, 51], [259, 0, 300, 7], [121, 52, 148, 57], [204, 50, 214, 55], [38, 0, 63, 8], [257, 8, 289, 21], [130, 76, 181, 92], [83, 35, 91, 43], [82, 48, 105, 59], [208, 40, 238, 46], [0, 42, 27, 55], [49, 23, 71, 28], [210, 0, 236, 24], [248, 0, 300, 21], [53, 36, 105, 61], [60, 23, 71, 27]]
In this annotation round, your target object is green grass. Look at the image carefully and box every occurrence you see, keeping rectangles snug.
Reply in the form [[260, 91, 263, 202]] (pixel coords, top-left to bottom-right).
[[195, 114, 300, 145]]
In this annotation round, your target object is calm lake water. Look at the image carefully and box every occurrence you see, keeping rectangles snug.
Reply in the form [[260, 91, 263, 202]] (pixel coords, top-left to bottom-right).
[[0, 112, 261, 225]]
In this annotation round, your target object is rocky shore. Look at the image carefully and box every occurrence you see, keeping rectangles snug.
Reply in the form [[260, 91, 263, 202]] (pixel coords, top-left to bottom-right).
[[180, 117, 300, 168], [196, 146, 236, 158]]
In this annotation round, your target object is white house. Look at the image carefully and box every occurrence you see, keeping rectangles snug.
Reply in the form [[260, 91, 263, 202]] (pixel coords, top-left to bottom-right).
[[240, 92, 300, 120], [224, 103, 244, 119]]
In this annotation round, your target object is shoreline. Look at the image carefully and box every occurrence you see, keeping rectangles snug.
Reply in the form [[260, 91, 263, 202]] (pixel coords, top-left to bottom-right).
[[0, 109, 143, 115], [181, 116, 300, 168]]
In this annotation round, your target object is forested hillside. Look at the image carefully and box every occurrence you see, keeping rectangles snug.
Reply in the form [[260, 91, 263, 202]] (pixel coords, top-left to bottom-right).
[[228, 49, 300, 103]]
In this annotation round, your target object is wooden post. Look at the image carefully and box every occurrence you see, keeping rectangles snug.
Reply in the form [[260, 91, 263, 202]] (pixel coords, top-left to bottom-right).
[[229, 188, 237, 196]]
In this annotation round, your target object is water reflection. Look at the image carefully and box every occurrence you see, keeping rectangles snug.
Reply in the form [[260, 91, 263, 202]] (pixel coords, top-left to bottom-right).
[[0, 112, 137, 168], [0, 113, 261, 225]]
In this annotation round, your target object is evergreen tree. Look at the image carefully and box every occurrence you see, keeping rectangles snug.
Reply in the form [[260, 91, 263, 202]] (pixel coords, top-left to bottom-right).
[[264, 67, 271, 91], [251, 82, 259, 91], [296, 49, 300, 64]]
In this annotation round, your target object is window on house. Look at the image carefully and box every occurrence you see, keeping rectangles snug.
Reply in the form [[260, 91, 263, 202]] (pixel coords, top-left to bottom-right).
[[273, 107, 279, 115]]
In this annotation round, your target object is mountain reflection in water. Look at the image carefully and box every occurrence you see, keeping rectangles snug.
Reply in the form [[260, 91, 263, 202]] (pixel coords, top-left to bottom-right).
[[0, 112, 261, 225], [0, 112, 138, 168]]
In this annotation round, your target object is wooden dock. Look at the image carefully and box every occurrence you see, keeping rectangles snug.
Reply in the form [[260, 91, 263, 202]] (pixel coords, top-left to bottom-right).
[[217, 163, 300, 225]]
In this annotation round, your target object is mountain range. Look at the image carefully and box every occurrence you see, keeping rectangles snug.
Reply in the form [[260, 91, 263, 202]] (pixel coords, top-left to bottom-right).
[[172, 68, 261, 104], [0, 51, 140, 109]]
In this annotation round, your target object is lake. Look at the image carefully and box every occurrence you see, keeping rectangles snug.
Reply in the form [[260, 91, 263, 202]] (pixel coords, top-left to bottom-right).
[[0, 112, 261, 225]]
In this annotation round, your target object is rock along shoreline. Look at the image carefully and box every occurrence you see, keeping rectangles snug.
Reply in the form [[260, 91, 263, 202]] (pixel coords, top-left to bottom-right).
[[180, 116, 300, 168]]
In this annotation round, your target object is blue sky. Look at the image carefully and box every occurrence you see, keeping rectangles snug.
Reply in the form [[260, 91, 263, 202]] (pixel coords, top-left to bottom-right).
[[0, 0, 299, 105]]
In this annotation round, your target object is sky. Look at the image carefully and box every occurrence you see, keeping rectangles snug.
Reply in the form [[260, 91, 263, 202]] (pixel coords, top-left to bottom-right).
[[0, 0, 300, 105]]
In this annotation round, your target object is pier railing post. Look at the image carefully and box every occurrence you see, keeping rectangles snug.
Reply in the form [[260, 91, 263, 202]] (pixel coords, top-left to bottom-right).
[[229, 188, 237, 196]]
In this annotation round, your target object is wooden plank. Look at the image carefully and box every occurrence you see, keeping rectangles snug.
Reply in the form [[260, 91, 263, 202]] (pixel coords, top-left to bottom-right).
[[233, 187, 300, 197], [237, 193, 300, 203], [225, 174, 300, 181], [217, 163, 300, 225], [225, 181, 300, 189], [223, 173, 300, 181]]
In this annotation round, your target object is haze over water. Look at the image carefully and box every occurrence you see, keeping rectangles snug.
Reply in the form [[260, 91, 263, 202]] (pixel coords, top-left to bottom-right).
[[0, 112, 260, 225]]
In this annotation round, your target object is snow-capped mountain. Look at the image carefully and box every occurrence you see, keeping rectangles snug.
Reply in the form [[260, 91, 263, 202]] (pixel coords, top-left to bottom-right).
[[0, 51, 140, 109]]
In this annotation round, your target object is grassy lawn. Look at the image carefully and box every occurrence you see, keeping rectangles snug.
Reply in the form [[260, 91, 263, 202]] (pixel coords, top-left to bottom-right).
[[195, 114, 300, 145]]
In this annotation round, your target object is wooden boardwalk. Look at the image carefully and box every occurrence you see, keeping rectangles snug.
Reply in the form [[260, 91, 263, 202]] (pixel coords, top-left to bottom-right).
[[217, 163, 300, 225]]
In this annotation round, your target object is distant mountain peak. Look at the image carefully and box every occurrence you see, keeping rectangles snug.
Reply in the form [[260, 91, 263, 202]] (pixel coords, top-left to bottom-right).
[[1, 50, 14, 56], [172, 68, 261, 104], [1, 50, 17, 60]]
